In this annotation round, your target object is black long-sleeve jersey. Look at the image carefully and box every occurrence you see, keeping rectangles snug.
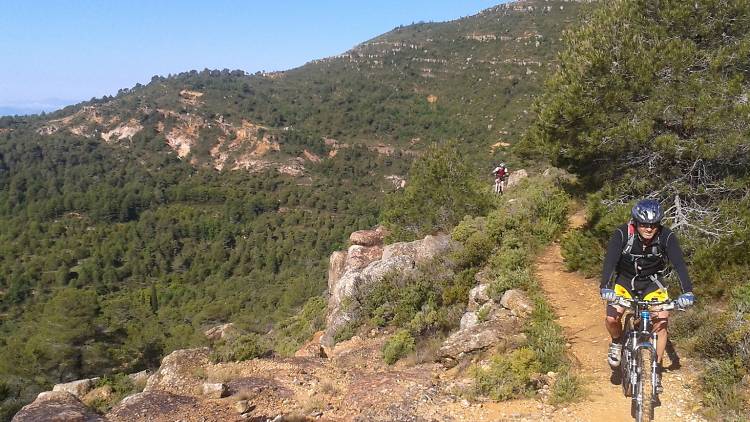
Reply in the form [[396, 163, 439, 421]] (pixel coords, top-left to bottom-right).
[[600, 223, 693, 293]]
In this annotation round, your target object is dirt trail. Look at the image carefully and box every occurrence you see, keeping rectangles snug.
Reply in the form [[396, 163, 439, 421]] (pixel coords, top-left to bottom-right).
[[536, 209, 706, 422]]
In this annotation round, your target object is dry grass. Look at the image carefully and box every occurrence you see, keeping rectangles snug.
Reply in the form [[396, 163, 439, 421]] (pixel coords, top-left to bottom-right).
[[205, 364, 244, 383], [299, 393, 325, 414], [315, 379, 339, 396], [403, 335, 445, 366]]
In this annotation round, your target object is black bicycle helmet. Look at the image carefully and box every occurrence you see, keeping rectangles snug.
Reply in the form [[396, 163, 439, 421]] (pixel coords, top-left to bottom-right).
[[631, 199, 664, 224]]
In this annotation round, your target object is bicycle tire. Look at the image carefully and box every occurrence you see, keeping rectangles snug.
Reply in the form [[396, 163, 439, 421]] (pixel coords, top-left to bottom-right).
[[621, 315, 634, 397], [621, 336, 632, 397], [635, 347, 655, 422]]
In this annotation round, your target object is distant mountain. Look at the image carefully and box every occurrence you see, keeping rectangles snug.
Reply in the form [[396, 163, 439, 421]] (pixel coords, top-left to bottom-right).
[[14, 0, 595, 173], [0, 99, 79, 117]]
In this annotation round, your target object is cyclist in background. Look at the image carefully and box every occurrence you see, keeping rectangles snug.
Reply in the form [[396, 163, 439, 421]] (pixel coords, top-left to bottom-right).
[[599, 199, 696, 391], [492, 163, 508, 194]]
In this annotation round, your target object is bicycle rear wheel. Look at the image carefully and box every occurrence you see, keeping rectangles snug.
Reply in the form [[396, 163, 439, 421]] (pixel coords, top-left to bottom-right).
[[635, 347, 655, 422]]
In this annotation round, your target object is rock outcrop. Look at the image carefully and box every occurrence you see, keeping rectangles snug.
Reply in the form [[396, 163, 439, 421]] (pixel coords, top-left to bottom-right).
[[438, 288, 533, 367], [12, 391, 106, 422], [204, 323, 241, 341], [507, 169, 529, 189], [51, 378, 99, 398], [321, 233, 454, 349], [144, 348, 212, 397], [349, 225, 387, 247]]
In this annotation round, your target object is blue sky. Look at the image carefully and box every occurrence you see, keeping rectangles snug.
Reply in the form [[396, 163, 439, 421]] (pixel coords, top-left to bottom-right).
[[1, 1, 507, 114]]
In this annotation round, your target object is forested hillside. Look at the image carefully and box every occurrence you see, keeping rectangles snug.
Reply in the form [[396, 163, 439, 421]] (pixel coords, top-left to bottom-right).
[[0, 1, 597, 419], [523, 0, 750, 418]]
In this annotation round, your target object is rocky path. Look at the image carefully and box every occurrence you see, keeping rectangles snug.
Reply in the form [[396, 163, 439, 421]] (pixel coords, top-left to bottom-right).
[[535, 209, 706, 422]]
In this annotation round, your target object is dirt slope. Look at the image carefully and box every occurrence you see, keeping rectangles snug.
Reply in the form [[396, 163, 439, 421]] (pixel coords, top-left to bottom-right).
[[535, 210, 706, 422]]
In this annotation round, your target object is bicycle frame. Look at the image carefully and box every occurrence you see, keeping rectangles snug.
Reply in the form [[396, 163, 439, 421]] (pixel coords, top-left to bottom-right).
[[613, 297, 677, 421]]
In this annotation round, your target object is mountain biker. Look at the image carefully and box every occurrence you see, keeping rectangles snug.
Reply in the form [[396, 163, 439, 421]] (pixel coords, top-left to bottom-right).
[[492, 163, 508, 192], [600, 199, 695, 392]]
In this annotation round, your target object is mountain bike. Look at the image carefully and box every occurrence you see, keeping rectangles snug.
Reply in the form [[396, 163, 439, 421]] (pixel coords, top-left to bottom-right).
[[493, 177, 503, 195], [612, 296, 682, 422]]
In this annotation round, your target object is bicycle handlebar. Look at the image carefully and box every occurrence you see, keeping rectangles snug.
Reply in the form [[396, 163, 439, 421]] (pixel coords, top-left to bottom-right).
[[609, 296, 682, 311]]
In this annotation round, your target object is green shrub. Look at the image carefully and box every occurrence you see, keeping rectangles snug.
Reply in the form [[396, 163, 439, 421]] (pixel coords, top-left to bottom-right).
[[271, 296, 328, 356], [0, 399, 23, 422], [211, 333, 269, 363], [382, 330, 416, 365], [451, 216, 486, 244], [452, 230, 494, 269], [700, 359, 747, 420], [560, 228, 603, 277], [382, 142, 491, 241], [525, 298, 568, 373], [550, 370, 585, 405], [488, 269, 534, 299], [488, 243, 529, 272], [472, 348, 541, 400], [440, 268, 477, 306], [90, 374, 141, 414], [333, 321, 358, 344]]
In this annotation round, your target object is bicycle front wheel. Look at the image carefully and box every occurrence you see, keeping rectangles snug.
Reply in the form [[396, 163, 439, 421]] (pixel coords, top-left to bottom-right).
[[634, 347, 655, 422]]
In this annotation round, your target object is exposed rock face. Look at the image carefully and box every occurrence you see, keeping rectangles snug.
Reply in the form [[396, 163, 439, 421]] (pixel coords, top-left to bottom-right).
[[321, 234, 453, 349], [12, 391, 105, 422], [385, 175, 407, 189], [349, 225, 387, 247], [52, 378, 99, 398], [204, 323, 241, 341], [459, 311, 479, 330], [328, 251, 348, 291], [381, 234, 450, 262], [468, 284, 491, 311], [344, 245, 384, 272], [100, 119, 143, 142], [507, 169, 529, 189], [144, 348, 211, 396]]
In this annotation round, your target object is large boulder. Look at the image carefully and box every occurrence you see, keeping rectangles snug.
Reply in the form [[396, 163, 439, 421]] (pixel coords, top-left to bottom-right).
[[201, 382, 228, 399], [506, 169, 529, 189], [344, 245, 384, 272], [204, 322, 241, 341], [438, 309, 526, 367], [349, 225, 388, 246], [52, 378, 99, 398], [440, 289, 534, 367], [459, 311, 479, 330], [500, 289, 534, 317], [12, 391, 105, 422], [328, 250, 348, 290], [144, 348, 211, 396], [381, 234, 452, 262], [321, 234, 454, 349], [467, 284, 491, 312]]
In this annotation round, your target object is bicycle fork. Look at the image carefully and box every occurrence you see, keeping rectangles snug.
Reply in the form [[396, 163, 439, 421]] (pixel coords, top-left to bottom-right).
[[633, 332, 659, 402]]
